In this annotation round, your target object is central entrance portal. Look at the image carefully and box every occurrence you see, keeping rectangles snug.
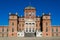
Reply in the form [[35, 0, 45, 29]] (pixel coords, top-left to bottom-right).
[[25, 33, 36, 37], [24, 19, 36, 37], [24, 27, 36, 37]]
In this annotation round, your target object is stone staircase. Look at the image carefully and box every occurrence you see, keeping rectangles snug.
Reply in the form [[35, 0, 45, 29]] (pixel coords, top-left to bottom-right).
[[0, 37, 60, 40], [25, 33, 35, 37]]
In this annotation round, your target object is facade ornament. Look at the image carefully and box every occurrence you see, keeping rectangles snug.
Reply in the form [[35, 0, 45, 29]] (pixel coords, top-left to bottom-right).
[[16, 12, 18, 15], [9, 12, 11, 15], [42, 13, 44, 15]]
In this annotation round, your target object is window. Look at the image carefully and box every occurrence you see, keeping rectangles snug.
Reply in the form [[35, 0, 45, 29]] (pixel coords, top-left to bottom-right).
[[46, 22, 48, 26], [12, 16, 14, 18], [19, 24, 21, 26], [26, 23, 28, 25], [18, 34, 20, 35], [46, 27, 48, 32], [12, 33, 14, 36], [26, 13, 28, 16], [52, 33, 54, 36], [29, 28, 31, 32], [33, 28, 34, 32], [56, 33, 58, 36], [46, 34, 48, 36], [7, 29, 8, 32], [7, 34, 8, 37], [26, 28, 28, 32], [22, 24, 24, 27], [52, 28, 54, 32], [32, 13, 34, 16], [2, 28, 4, 32], [46, 17, 47, 19], [29, 14, 31, 16], [2, 34, 4, 37], [19, 29, 21, 31], [29, 23, 31, 25], [36, 24, 37, 27], [56, 28, 58, 32], [22, 19, 24, 20], [12, 28, 14, 32], [12, 22, 14, 26], [32, 23, 35, 25]]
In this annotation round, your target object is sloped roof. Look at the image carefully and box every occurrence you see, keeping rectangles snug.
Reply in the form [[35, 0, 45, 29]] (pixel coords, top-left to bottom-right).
[[25, 6, 35, 9]]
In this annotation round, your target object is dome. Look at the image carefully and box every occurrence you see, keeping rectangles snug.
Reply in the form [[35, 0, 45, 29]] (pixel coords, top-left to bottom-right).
[[25, 6, 35, 9]]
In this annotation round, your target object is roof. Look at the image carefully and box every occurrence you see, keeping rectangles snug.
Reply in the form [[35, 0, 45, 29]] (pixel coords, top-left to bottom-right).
[[36, 16, 40, 18], [52, 25, 60, 27], [18, 16, 24, 18], [43, 14, 50, 16], [9, 14, 18, 16], [25, 6, 35, 9]]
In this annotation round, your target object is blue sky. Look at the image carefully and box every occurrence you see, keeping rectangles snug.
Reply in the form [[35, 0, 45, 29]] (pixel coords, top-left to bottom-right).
[[0, 0, 60, 26]]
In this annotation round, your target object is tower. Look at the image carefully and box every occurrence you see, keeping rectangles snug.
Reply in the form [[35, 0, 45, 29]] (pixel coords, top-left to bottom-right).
[[24, 6, 36, 19], [42, 13, 52, 37], [8, 13, 18, 37], [24, 6, 36, 37]]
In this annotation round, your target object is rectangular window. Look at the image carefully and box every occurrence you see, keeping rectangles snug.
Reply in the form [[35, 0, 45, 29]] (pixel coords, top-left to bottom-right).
[[29, 28, 31, 32], [56, 33, 58, 36], [7, 33, 8, 37], [19, 24, 21, 26], [56, 28, 58, 32], [26, 28, 28, 32], [52, 33, 54, 36], [46, 22, 48, 26], [22, 24, 24, 27], [2, 34, 4, 37], [2, 28, 4, 32], [46, 27, 48, 32], [46, 34, 48, 36], [52, 28, 54, 32], [12, 33, 14, 36], [7, 28, 8, 32], [12, 28, 14, 32], [33, 28, 34, 32], [36, 24, 37, 27], [12, 22, 14, 26]]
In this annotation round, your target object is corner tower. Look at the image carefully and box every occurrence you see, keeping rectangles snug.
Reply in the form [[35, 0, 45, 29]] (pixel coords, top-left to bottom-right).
[[8, 13, 18, 37], [42, 13, 52, 37]]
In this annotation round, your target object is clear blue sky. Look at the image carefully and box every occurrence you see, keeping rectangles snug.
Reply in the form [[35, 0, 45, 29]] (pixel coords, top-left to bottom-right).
[[0, 0, 60, 26]]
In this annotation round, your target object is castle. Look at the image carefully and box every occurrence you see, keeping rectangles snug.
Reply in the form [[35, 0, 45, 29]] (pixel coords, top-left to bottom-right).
[[0, 6, 60, 37]]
